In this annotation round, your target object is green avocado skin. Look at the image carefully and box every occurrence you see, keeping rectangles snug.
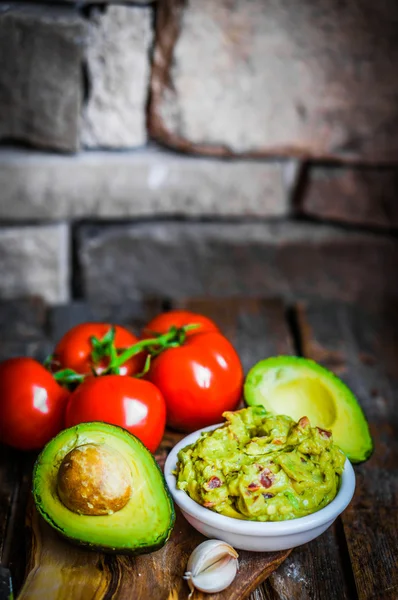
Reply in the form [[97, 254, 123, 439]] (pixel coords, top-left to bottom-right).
[[33, 505, 175, 556], [32, 422, 175, 555], [244, 356, 373, 464]]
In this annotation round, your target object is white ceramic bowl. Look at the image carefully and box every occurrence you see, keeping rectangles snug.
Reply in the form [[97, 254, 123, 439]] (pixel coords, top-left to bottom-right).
[[164, 424, 356, 552]]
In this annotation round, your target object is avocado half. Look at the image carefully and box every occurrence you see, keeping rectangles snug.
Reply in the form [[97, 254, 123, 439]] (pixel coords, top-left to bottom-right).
[[33, 422, 175, 554], [244, 356, 373, 463]]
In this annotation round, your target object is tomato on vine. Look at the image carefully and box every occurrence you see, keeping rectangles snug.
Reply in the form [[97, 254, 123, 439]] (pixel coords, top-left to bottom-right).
[[146, 329, 244, 432], [64, 376, 166, 453], [0, 358, 69, 450], [52, 323, 144, 378], [143, 310, 219, 338]]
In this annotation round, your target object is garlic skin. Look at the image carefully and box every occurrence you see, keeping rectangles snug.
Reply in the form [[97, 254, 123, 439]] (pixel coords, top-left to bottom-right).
[[183, 539, 239, 597]]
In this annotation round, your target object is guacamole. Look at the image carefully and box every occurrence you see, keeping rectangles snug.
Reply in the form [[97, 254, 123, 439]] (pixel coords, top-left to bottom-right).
[[175, 407, 346, 521]]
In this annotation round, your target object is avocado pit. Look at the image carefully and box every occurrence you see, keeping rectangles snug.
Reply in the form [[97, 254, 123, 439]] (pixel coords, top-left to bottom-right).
[[57, 443, 132, 516]]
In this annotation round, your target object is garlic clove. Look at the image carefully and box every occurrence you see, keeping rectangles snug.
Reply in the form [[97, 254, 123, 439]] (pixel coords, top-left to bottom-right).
[[187, 539, 238, 575], [184, 539, 239, 597], [186, 557, 238, 594]]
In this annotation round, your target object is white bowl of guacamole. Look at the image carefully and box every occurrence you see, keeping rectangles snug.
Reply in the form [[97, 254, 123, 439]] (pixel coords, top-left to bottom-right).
[[164, 407, 355, 552]]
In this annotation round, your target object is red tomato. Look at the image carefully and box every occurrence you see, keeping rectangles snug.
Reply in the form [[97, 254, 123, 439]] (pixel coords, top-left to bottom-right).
[[53, 323, 143, 377], [143, 310, 219, 338], [64, 376, 166, 453], [147, 331, 244, 432], [0, 358, 69, 450]]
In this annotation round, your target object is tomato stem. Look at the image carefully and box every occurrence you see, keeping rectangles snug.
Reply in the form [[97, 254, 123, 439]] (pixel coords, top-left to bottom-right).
[[133, 354, 152, 379], [53, 369, 85, 385], [90, 326, 116, 365], [47, 323, 200, 386], [105, 323, 199, 374]]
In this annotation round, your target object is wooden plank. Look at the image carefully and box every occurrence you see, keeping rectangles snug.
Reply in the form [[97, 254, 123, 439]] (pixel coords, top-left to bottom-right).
[[48, 303, 98, 343], [1, 299, 165, 599], [0, 296, 51, 362], [89, 299, 166, 333], [18, 299, 293, 599], [0, 340, 53, 363], [297, 300, 398, 508], [0, 297, 47, 341], [0, 448, 36, 598], [18, 430, 290, 600], [49, 299, 166, 344], [5, 454, 36, 596], [3, 296, 383, 599], [342, 508, 398, 600], [174, 298, 354, 600], [19, 499, 115, 600], [297, 300, 398, 600], [0, 298, 51, 594], [261, 524, 357, 600], [0, 446, 20, 562]]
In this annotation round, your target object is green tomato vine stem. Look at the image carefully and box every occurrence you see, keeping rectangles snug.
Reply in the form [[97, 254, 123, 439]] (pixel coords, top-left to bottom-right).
[[48, 323, 200, 387], [104, 323, 199, 374]]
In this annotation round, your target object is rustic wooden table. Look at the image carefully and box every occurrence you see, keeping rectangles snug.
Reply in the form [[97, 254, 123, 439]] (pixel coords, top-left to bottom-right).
[[0, 296, 397, 600]]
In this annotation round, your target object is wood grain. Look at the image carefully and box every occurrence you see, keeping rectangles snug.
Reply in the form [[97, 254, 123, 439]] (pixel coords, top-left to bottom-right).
[[16, 298, 294, 600], [48, 299, 166, 343], [0, 448, 36, 597], [178, 298, 356, 600], [19, 501, 112, 600], [0, 296, 51, 363], [261, 523, 356, 600], [18, 451, 290, 600], [1, 298, 166, 598], [297, 300, 398, 600], [0, 298, 50, 594], [101, 507, 290, 600], [0, 446, 20, 562], [4, 296, 393, 599]]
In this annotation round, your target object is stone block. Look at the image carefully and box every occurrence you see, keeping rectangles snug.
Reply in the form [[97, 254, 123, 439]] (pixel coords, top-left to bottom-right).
[[150, 0, 398, 162], [0, 225, 69, 304], [0, 4, 86, 152], [299, 166, 398, 229], [82, 5, 153, 149], [78, 222, 398, 305], [0, 148, 289, 219]]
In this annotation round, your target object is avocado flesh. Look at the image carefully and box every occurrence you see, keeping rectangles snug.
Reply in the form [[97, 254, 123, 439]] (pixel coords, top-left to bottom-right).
[[33, 422, 175, 554], [244, 356, 373, 463]]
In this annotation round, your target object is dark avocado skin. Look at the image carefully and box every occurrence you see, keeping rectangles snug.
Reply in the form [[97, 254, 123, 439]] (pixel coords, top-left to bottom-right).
[[32, 422, 175, 555]]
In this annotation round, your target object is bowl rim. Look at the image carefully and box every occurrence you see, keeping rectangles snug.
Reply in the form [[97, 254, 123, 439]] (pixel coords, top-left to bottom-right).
[[164, 423, 356, 536]]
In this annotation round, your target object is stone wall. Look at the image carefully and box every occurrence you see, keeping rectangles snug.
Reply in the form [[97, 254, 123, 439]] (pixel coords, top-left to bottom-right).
[[0, 0, 397, 306]]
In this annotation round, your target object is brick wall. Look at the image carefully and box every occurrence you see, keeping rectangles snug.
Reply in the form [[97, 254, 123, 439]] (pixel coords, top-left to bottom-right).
[[1, 0, 397, 306]]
